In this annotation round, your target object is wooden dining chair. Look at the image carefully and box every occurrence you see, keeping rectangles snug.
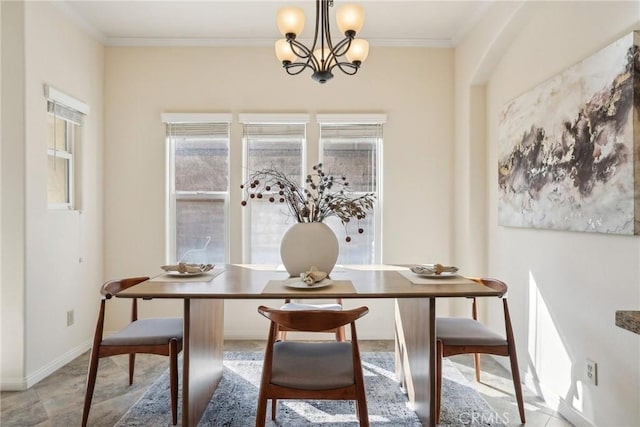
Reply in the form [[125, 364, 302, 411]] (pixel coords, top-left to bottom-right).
[[435, 277, 525, 424], [82, 277, 183, 427], [256, 305, 370, 427], [277, 298, 346, 341]]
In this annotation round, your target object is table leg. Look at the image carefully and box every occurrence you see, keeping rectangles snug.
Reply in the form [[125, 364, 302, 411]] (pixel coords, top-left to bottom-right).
[[395, 298, 436, 427], [182, 299, 224, 427]]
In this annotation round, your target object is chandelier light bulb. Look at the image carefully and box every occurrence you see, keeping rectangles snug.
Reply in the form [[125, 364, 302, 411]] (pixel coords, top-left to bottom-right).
[[275, 39, 297, 63], [345, 38, 369, 64], [336, 4, 364, 35], [276, 6, 305, 37]]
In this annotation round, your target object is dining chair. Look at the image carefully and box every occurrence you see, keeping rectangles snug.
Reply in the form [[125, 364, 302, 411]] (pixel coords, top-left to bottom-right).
[[435, 277, 525, 424], [82, 277, 183, 427], [255, 305, 370, 427], [277, 298, 346, 341]]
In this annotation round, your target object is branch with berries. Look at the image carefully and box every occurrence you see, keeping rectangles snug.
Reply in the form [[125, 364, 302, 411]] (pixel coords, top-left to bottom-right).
[[240, 163, 375, 242]]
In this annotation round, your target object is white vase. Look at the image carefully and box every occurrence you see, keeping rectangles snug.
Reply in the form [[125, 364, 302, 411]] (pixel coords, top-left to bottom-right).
[[280, 222, 339, 277]]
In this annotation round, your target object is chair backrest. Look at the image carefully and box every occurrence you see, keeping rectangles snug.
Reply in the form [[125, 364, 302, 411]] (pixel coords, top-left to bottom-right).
[[465, 278, 508, 324], [469, 277, 508, 297], [101, 276, 149, 299], [98, 277, 149, 325], [258, 306, 368, 333]]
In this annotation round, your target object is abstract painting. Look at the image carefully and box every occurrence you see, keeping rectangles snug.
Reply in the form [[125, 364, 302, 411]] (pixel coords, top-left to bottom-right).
[[498, 31, 639, 235]]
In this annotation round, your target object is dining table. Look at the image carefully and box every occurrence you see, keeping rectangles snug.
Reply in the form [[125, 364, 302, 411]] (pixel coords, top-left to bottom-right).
[[117, 263, 502, 427]]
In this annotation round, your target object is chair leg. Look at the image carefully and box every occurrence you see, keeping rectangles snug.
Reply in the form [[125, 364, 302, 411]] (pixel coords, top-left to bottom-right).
[[271, 398, 277, 420], [474, 353, 481, 382], [255, 393, 268, 426], [128, 353, 136, 385], [169, 339, 179, 425], [356, 396, 369, 426], [336, 326, 346, 342], [508, 349, 526, 424], [82, 347, 101, 427], [435, 340, 443, 424]]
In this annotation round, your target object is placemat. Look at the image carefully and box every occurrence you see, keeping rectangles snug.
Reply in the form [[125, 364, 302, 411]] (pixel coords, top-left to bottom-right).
[[149, 268, 225, 283], [262, 279, 356, 295], [397, 269, 477, 285]]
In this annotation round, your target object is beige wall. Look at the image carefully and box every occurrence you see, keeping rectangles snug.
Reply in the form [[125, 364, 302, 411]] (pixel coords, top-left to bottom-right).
[[456, 1, 640, 425], [103, 46, 455, 338], [1, 1, 104, 389], [1, 0, 27, 389]]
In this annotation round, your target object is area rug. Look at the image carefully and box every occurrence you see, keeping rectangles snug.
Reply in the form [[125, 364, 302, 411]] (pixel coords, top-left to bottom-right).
[[116, 352, 505, 426]]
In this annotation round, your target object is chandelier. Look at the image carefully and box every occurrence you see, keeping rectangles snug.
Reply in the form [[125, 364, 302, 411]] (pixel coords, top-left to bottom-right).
[[275, 0, 369, 84]]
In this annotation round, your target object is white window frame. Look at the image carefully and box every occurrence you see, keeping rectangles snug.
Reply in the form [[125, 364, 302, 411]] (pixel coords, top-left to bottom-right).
[[46, 122, 75, 210], [238, 113, 310, 263], [44, 85, 89, 210], [162, 113, 232, 264], [317, 114, 386, 264]]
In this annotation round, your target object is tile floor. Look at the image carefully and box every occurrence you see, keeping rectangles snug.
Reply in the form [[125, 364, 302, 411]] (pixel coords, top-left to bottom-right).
[[1, 340, 572, 426]]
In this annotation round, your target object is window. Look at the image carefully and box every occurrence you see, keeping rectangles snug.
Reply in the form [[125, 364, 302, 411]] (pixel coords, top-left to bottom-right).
[[45, 85, 89, 209], [163, 113, 231, 264], [164, 112, 384, 267], [239, 114, 309, 264], [318, 114, 385, 264]]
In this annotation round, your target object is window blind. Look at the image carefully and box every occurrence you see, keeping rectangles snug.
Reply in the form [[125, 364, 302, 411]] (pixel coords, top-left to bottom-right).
[[319, 123, 383, 140], [44, 84, 89, 125], [166, 122, 229, 138], [47, 101, 85, 126], [243, 123, 306, 139]]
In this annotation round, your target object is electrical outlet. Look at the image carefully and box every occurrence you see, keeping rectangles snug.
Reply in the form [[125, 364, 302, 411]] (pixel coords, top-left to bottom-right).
[[586, 358, 597, 385], [66, 310, 74, 327]]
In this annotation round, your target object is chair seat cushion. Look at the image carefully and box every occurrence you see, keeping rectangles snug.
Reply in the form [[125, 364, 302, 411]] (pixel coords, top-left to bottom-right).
[[280, 302, 343, 311], [101, 317, 183, 346], [271, 341, 354, 390], [436, 317, 507, 346]]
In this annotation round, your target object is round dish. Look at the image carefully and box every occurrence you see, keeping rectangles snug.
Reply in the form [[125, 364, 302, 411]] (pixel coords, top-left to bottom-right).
[[165, 271, 206, 277], [285, 279, 333, 289], [414, 271, 459, 279]]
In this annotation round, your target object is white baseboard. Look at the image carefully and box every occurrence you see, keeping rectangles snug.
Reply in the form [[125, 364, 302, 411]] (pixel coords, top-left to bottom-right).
[[1, 340, 92, 391], [490, 355, 594, 427], [556, 398, 594, 427], [0, 376, 28, 391]]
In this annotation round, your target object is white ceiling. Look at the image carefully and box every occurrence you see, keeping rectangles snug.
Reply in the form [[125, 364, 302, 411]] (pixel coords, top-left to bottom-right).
[[55, 0, 493, 48]]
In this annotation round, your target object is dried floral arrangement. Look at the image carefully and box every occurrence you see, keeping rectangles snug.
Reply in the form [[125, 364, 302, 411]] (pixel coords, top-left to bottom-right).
[[240, 163, 375, 242]]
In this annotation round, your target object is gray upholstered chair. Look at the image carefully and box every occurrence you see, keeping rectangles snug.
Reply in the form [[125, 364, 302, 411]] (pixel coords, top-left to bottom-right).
[[82, 277, 183, 427], [256, 305, 370, 426], [435, 277, 525, 424]]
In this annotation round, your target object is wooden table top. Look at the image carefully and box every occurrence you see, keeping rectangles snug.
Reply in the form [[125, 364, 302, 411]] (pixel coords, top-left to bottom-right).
[[116, 264, 502, 300]]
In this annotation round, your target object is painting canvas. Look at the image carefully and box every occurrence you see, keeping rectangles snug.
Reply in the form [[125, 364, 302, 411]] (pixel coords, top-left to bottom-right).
[[498, 31, 639, 235]]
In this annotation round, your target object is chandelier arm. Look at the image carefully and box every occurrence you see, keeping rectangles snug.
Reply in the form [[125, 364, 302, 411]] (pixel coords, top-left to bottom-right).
[[329, 37, 353, 59], [288, 39, 320, 71], [321, 36, 352, 70], [323, 44, 349, 71], [288, 39, 313, 59], [284, 62, 316, 76], [329, 61, 359, 75]]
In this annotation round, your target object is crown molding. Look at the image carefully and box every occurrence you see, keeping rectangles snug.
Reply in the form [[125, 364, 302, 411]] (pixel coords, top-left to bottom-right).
[[103, 36, 454, 48]]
